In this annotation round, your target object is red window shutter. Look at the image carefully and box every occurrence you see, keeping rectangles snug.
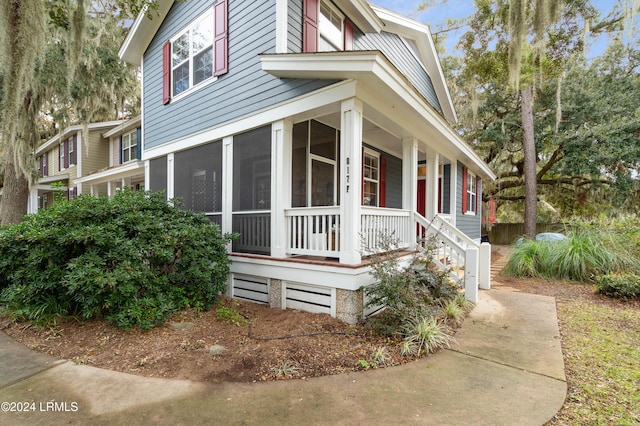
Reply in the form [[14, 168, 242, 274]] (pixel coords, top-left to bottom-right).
[[462, 166, 468, 213], [475, 178, 479, 214], [344, 20, 354, 51], [64, 139, 70, 169], [379, 155, 386, 207], [214, 0, 228, 76], [162, 40, 171, 104], [72, 135, 77, 165], [303, 0, 319, 53]]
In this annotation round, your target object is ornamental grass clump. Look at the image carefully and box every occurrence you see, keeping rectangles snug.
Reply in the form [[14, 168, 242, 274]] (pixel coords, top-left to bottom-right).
[[0, 189, 235, 329]]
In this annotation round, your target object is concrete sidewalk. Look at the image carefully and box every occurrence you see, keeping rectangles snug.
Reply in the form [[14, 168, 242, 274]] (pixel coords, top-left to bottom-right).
[[0, 289, 566, 425]]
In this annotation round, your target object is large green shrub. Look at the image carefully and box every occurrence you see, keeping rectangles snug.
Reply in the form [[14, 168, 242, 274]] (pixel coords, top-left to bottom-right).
[[365, 233, 463, 338], [0, 189, 235, 328]]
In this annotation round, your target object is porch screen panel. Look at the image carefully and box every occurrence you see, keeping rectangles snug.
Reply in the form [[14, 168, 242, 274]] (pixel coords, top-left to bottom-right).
[[149, 156, 168, 200], [292, 121, 308, 207], [232, 125, 272, 254], [174, 141, 222, 220]]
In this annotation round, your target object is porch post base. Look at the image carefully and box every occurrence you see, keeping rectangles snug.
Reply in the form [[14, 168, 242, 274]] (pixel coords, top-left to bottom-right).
[[269, 279, 283, 310], [336, 288, 363, 325]]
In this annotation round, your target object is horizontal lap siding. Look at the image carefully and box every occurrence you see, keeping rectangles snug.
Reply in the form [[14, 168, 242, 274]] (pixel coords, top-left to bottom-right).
[[363, 143, 402, 209], [355, 31, 442, 114], [143, 0, 334, 150], [82, 132, 109, 176], [456, 161, 481, 240], [288, 0, 303, 52]]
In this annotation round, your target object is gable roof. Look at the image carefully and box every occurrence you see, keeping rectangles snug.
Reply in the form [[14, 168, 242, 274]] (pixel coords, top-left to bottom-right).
[[369, 4, 457, 124], [36, 121, 124, 155]]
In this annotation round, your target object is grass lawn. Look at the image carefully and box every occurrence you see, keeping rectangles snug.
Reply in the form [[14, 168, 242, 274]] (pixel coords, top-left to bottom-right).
[[555, 300, 640, 425]]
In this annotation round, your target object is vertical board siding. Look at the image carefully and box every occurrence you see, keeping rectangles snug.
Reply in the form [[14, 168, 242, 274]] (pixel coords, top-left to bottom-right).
[[143, 0, 334, 150], [456, 161, 481, 240], [354, 31, 442, 114]]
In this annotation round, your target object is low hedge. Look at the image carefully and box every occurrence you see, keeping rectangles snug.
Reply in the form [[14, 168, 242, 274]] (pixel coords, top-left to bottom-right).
[[0, 189, 235, 328], [595, 274, 640, 300]]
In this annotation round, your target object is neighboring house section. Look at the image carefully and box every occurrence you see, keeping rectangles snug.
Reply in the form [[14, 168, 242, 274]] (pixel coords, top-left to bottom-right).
[[120, 0, 496, 323], [75, 116, 145, 197], [30, 121, 123, 213]]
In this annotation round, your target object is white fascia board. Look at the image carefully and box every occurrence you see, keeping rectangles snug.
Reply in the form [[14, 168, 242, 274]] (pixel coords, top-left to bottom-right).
[[261, 52, 494, 180], [143, 79, 358, 160], [36, 121, 124, 155], [74, 161, 145, 185], [119, 0, 173, 66], [103, 116, 142, 138], [334, 0, 384, 33], [370, 4, 457, 124], [38, 174, 70, 185]]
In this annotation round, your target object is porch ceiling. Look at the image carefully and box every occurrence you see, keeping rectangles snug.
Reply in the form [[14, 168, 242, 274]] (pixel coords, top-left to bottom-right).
[[261, 51, 495, 180]]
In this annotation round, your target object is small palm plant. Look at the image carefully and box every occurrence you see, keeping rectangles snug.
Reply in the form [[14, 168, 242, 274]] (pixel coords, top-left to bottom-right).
[[401, 316, 455, 356]]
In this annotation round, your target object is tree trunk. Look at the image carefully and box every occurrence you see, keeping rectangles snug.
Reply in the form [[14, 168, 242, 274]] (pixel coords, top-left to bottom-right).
[[521, 85, 537, 239], [0, 145, 30, 225]]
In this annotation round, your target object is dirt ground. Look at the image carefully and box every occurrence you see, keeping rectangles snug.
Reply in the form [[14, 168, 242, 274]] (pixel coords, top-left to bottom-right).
[[3, 249, 637, 385], [0, 296, 418, 383]]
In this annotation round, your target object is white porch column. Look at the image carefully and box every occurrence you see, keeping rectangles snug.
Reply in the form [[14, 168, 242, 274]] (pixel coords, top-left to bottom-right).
[[425, 149, 439, 220], [144, 160, 150, 191], [449, 161, 458, 227], [28, 189, 39, 214], [402, 137, 418, 212], [222, 136, 234, 252], [402, 137, 418, 246], [107, 181, 115, 197], [339, 98, 363, 265], [166, 153, 174, 200], [271, 119, 292, 258]]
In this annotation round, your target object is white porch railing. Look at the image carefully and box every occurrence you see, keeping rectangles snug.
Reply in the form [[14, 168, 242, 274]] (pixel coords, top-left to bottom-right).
[[361, 207, 413, 252], [283, 207, 490, 302], [415, 213, 491, 303], [285, 207, 341, 257]]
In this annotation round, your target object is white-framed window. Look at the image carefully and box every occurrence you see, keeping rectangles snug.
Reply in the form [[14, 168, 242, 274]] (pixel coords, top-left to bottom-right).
[[319, 1, 344, 51], [68, 139, 75, 166], [466, 170, 477, 214], [121, 131, 138, 163], [59, 143, 65, 170], [171, 8, 214, 97], [363, 149, 379, 207]]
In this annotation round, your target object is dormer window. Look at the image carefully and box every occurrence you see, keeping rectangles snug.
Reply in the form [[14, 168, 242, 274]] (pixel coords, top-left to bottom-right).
[[319, 1, 344, 51]]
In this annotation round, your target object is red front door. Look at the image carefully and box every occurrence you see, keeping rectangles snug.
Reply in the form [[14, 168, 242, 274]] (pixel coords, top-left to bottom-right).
[[417, 179, 426, 216]]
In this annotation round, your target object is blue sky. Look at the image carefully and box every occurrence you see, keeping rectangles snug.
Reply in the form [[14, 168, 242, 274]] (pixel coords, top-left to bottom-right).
[[371, 0, 634, 57]]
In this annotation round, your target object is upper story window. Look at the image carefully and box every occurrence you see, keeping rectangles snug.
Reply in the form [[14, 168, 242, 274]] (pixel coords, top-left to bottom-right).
[[319, 1, 344, 51], [58, 135, 77, 171], [163, 1, 228, 105], [38, 153, 48, 178], [121, 130, 138, 163], [303, 0, 354, 53], [172, 10, 214, 96]]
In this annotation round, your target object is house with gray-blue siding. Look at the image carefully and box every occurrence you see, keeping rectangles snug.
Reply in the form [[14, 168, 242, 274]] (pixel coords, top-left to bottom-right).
[[120, 0, 496, 323]]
